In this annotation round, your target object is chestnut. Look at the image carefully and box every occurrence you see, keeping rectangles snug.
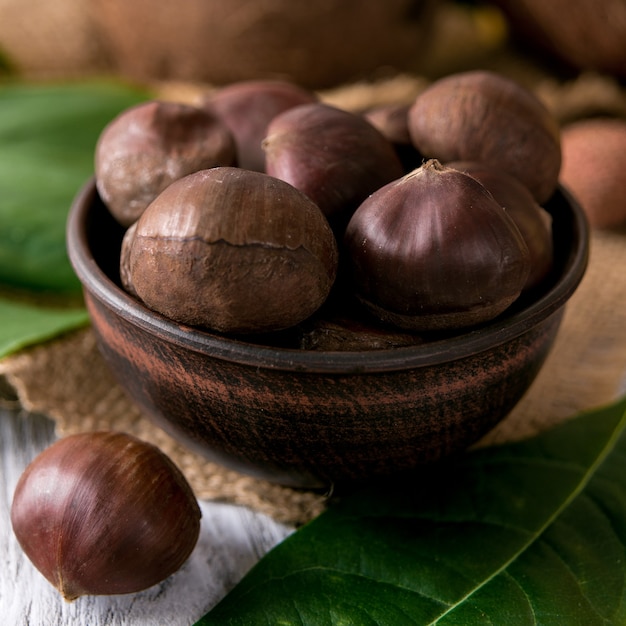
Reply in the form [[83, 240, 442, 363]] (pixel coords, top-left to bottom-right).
[[263, 102, 405, 229], [298, 313, 423, 351], [344, 159, 531, 331], [559, 117, 626, 230], [10, 431, 201, 601], [407, 70, 562, 204], [95, 100, 236, 226], [202, 79, 318, 172], [127, 167, 338, 334], [448, 160, 554, 292], [363, 102, 424, 173], [119, 220, 138, 297]]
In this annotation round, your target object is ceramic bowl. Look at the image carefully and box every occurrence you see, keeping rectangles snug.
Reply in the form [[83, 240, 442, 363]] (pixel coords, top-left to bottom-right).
[[66, 178, 588, 489]]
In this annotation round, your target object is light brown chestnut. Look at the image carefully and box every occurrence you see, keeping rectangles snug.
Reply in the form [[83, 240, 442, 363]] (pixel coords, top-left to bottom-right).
[[11, 431, 201, 602], [448, 160, 554, 292], [263, 102, 404, 229], [119, 221, 138, 297], [202, 79, 318, 172], [95, 100, 236, 226], [127, 167, 338, 334], [344, 159, 531, 331], [408, 70, 561, 204], [559, 117, 626, 230]]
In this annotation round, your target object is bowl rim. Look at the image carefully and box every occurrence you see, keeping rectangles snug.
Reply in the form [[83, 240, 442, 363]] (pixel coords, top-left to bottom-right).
[[67, 177, 589, 374]]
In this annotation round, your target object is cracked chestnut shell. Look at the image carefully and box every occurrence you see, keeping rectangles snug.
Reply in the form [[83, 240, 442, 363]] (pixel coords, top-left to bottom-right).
[[344, 160, 531, 331], [127, 167, 338, 334], [10, 431, 201, 602], [95, 100, 236, 226], [408, 70, 561, 204]]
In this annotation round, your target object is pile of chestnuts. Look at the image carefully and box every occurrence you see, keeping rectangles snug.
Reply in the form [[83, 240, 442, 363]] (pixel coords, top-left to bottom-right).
[[11, 70, 564, 604], [95, 70, 561, 348]]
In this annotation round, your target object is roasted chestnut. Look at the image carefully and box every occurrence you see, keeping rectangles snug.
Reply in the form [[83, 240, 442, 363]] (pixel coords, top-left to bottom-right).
[[95, 100, 236, 226], [126, 167, 338, 334], [11, 431, 201, 601], [344, 159, 531, 331]]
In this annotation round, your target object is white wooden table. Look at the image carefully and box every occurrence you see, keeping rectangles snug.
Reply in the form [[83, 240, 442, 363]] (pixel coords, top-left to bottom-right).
[[0, 405, 293, 626]]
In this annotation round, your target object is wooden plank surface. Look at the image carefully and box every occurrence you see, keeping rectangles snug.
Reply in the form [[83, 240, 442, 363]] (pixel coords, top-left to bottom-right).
[[0, 406, 292, 625]]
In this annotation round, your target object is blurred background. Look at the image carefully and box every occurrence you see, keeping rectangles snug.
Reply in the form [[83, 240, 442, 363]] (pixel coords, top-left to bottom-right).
[[0, 0, 624, 93]]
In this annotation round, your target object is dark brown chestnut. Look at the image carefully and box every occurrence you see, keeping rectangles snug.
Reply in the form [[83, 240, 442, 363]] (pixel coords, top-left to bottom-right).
[[263, 102, 405, 228], [448, 160, 554, 292], [10, 431, 201, 602], [127, 167, 338, 334], [407, 70, 562, 204], [344, 159, 531, 331], [298, 313, 423, 351], [363, 102, 424, 173], [95, 100, 236, 226], [202, 79, 318, 172]]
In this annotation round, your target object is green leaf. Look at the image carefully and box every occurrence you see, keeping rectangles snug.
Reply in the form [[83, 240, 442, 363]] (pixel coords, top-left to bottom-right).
[[199, 396, 626, 625], [0, 80, 149, 293], [0, 296, 89, 358]]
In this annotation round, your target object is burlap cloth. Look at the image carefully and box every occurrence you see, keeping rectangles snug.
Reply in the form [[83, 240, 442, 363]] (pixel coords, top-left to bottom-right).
[[1, 73, 626, 527]]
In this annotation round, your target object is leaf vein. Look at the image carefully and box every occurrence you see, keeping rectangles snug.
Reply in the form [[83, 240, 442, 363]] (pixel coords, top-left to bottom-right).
[[427, 406, 626, 625]]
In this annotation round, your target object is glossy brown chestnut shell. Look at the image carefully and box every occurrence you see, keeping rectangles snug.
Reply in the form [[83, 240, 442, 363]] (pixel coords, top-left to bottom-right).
[[263, 102, 404, 228], [95, 100, 236, 226], [407, 70, 562, 204], [10, 431, 201, 601], [448, 160, 554, 292], [127, 167, 338, 334], [344, 160, 531, 331]]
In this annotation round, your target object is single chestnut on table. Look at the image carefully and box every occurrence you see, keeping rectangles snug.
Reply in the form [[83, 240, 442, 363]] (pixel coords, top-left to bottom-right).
[[95, 100, 236, 226], [126, 166, 339, 334], [10, 431, 201, 601], [343, 159, 531, 331]]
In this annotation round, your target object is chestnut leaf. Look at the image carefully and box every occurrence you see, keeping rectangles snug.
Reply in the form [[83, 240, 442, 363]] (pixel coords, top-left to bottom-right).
[[198, 396, 626, 625], [0, 80, 149, 293], [0, 81, 148, 358], [0, 298, 88, 359]]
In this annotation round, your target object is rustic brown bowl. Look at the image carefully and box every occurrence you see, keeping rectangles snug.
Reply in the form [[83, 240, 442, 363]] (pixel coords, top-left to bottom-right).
[[66, 178, 588, 489]]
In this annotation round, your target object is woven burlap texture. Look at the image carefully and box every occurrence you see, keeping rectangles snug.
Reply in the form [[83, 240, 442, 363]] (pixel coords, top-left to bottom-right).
[[1, 74, 625, 527]]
